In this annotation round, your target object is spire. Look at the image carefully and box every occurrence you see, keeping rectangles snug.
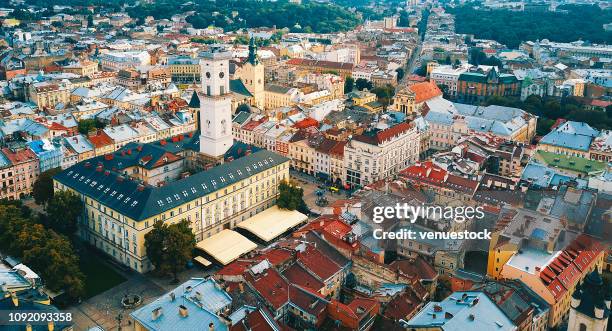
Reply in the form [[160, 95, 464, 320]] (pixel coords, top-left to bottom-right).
[[248, 37, 258, 65]]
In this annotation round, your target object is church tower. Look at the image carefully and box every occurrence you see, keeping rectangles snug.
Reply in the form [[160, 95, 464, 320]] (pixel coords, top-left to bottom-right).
[[241, 38, 265, 109], [568, 269, 611, 331], [199, 46, 233, 158]]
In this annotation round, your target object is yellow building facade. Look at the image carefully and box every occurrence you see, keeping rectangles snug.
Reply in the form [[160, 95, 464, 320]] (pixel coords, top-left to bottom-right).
[[53, 148, 290, 273]]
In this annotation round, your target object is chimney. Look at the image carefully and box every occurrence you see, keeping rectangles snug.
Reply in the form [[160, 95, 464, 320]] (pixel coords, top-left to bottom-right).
[[178, 304, 188, 317], [468, 314, 475, 321], [26, 324, 32, 331], [151, 307, 163, 321], [47, 321, 54, 331], [195, 291, 202, 301], [170, 292, 176, 301], [208, 322, 215, 331]]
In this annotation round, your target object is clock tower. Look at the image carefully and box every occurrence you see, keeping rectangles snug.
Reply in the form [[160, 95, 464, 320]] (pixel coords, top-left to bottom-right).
[[199, 46, 234, 158]]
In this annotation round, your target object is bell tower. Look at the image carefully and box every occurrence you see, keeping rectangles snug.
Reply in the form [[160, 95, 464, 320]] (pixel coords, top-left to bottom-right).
[[241, 38, 265, 109], [199, 46, 234, 158]]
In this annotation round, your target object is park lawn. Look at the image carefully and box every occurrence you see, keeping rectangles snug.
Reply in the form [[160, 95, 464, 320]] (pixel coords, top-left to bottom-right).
[[80, 258, 127, 299]]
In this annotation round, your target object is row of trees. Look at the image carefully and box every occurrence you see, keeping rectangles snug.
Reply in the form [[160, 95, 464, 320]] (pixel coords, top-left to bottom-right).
[[0, 199, 85, 300], [449, 4, 612, 49], [125, 0, 361, 34], [0, 168, 87, 300], [344, 77, 376, 94]]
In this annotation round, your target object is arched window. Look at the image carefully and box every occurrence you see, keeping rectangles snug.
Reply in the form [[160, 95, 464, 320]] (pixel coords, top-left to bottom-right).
[[579, 323, 587, 331]]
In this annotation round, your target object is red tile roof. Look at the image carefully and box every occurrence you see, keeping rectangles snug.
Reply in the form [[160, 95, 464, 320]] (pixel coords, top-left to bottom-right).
[[400, 161, 447, 183], [409, 81, 442, 104], [87, 131, 114, 148], [217, 248, 294, 276], [353, 122, 413, 145], [322, 221, 353, 240], [539, 234, 604, 301], [283, 263, 324, 292], [389, 257, 438, 281], [246, 268, 289, 310], [329, 140, 346, 157], [229, 308, 280, 331], [259, 248, 294, 266], [347, 297, 379, 318], [2, 147, 37, 164], [383, 291, 423, 320], [399, 161, 479, 193], [297, 245, 342, 281], [288, 285, 329, 319], [47, 122, 70, 131], [293, 117, 319, 129], [217, 260, 254, 276]]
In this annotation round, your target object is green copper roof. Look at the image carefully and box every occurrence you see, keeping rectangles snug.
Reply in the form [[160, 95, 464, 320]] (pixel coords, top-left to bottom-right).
[[230, 79, 253, 97]]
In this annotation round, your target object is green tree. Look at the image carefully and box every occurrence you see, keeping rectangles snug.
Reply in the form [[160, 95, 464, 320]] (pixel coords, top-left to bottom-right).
[[371, 84, 396, 108], [345, 272, 357, 289], [437, 84, 450, 99], [45, 190, 82, 237], [397, 11, 410, 27], [145, 220, 196, 282], [77, 118, 105, 135], [415, 63, 428, 76], [87, 14, 93, 28], [448, 4, 612, 49], [0, 204, 85, 300], [444, 55, 451, 65], [355, 78, 373, 91], [277, 180, 307, 212], [32, 168, 62, 206], [344, 76, 355, 94], [21, 228, 85, 300], [395, 68, 405, 81]]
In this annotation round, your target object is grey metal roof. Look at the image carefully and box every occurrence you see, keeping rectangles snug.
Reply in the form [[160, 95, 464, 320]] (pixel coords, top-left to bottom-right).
[[54, 148, 289, 221]]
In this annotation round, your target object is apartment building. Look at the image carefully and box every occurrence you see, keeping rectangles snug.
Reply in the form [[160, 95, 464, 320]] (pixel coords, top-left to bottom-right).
[[344, 122, 420, 188]]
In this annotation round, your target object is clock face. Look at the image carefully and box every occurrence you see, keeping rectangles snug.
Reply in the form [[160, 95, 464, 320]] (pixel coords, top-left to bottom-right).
[[205, 72, 211, 78], [219, 72, 225, 78]]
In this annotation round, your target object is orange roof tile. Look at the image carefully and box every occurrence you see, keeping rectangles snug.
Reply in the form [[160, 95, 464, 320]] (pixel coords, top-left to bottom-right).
[[409, 81, 442, 104]]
